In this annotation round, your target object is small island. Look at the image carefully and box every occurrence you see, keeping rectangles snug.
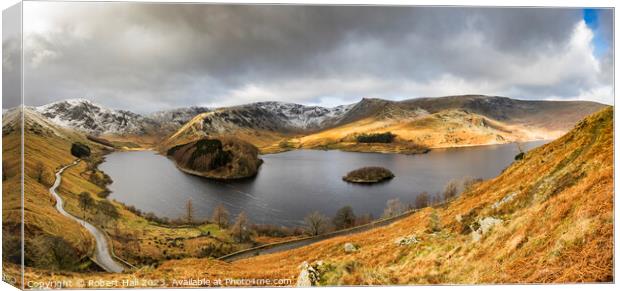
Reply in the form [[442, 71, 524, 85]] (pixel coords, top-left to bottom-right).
[[342, 167, 395, 184]]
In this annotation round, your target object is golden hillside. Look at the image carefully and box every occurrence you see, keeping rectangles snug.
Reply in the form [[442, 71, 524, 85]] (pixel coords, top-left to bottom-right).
[[290, 109, 557, 152], [163, 96, 604, 154], [17, 106, 613, 286], [3, 108, 98, 272], [2, 109, 262, 282]]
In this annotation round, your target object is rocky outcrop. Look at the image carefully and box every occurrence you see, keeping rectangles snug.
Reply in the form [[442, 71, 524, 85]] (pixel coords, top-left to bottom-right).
[[343, 243, 358, 253], [471, 217, 503, 242], [394, 235, 419, 246], [492, 192, 517, 209], [297, 261, 323, 287]]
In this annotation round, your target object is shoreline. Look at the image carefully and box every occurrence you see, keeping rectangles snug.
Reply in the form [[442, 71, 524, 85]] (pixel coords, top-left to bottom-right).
[[258, 138, 550, 156]]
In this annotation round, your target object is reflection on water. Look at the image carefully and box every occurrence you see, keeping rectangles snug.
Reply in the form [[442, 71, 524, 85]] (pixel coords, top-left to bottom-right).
[[100, 141, 547, 226]]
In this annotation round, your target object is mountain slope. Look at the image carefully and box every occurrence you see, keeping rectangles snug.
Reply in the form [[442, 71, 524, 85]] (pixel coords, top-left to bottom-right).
[[398, 95, 606, 131], [275, 96, 606, 152], [219, 106, 614, 284], [148, 106, 211, 128], [165, 95, 605, 154], [293, 108, 516, 150], [162, 101, 354, 150], [34, 99, 159, 135], [2, 108, 256, 277], [3, 108, 100, 271], [18, 106, 613, 285], [31, 96, 604, 154]]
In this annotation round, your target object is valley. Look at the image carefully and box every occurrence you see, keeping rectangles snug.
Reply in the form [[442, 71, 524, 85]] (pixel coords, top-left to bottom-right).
[[1, 95, 612, 286]]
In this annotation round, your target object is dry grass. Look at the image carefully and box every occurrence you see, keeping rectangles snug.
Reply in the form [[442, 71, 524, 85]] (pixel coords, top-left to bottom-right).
[[163, 108, 566, 156], [3, 111, 253, 278], [16, 107, 613, 286], [285, 109, 565, 153]]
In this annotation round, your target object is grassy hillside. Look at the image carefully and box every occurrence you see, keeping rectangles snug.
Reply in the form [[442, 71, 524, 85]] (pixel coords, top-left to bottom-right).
[[16, 106, 613, 286], [164, 96, 605, 154], [3, 108, 97, 272], [3, 110, 259, 277], [290, 109, 542, 152], [161, 111, 288, 152]]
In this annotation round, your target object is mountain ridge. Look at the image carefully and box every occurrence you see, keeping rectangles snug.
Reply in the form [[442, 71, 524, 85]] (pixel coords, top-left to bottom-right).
[[165, 95, 606, 153], [27, 95, 607, 154]]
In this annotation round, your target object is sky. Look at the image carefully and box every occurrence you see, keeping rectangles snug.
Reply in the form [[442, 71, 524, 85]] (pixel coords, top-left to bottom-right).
[[2, 3, 614, 112]]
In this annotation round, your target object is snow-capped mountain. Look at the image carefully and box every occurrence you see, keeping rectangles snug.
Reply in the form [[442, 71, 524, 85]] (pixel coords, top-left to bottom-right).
[[31, 99, 355, 136], [148, 106, 210, 126], [33, 98, 157, 135], [194, 101, 354, 134], [246, 101, 353, 130], [26, 96, 607, 152]]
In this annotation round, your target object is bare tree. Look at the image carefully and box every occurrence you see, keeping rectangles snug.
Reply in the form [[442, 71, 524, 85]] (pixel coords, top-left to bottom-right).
[[443, 179, 459, 202], [514, 142, 526, 160], [304, 211, 329, 236], [186, 199, 194, 224], [78, 192, 94, 219], [383, 198, 404, 218], [516, 142, 525, 154], [211, 204, 229, 229], [355, 213, 374, 226], [332, 206, 356, 230], [414, 192, 430, 209], [92, 200, 120, 229], [462, 177, 483, 193], [231, 211, 250, 242]]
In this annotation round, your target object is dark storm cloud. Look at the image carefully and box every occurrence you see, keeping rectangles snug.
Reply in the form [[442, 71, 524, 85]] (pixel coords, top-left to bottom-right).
[[2, 3, 21, 109], [13, 2, 613, 112]]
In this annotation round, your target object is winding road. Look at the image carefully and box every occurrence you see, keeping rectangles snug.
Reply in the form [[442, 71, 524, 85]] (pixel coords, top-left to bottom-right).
[[50, 159, 125, 273]]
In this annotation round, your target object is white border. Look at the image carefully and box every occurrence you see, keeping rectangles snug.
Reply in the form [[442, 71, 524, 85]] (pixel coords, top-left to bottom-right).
[[0, 1, 617, 291]]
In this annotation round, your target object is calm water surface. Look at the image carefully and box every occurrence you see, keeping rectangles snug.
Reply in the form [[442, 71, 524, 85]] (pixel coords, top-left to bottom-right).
[[100, 141, 546, 226]]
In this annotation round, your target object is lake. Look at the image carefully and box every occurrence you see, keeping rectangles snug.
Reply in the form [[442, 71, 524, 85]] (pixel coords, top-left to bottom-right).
[[100, 141, 546, 226]]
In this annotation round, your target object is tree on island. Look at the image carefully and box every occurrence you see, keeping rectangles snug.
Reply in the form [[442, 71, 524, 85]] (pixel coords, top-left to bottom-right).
[[333, 206, 356, 230], [211, 204, 229, 229], [231, 211, 250, 242], [78, 192, 94, 219], [304, 211, 329, 236]]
